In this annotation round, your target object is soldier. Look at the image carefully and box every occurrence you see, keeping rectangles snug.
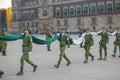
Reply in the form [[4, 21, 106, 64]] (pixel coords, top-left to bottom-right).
[[1, 29, 7, 56], [78, 27, 83, 47], [112, 28, 120, 57], [83, 28, 94, 63], [98, 27, 109, 60], [44, 28, 52, 51], [16, 28, 37, 75], [0, 70, 4, 78], [54, 27, 71, 68]]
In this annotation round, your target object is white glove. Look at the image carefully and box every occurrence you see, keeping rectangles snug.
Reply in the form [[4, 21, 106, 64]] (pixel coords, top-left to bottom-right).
[[28, 52, 32, 54], [97, 31, 102, 34], [91, 46, 93, 49]]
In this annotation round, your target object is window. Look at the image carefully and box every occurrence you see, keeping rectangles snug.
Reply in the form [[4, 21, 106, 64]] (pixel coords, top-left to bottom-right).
[[83, 6, 88, 12], [27, 22, 30, 27], [116, 3, 120, 9], [83, 6, 88, 15], [42, 10, 47, 16], [64, 20, 68, 26], [76, 7, 81, 13], [63, 8, 67, 14], [77, 18, 81, 26], [56, 20, 60, 25], [31, 22, 34, 27], [107, 16, 113, 24], [91, 17, 97, 25], [69, 8, 74, 15], [98, 4, 104, 14], [107, 3, 112, 10], [56, 9, 60, 17], [91, 6, 95, 11], [13, 14, 16, 19], [98, 4, 104, 10]]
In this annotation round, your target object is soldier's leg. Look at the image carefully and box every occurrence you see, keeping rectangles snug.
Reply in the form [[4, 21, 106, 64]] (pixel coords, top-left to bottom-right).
[[47, 43, 51, 51], [63, 53, 71, 66], [25, 54, 37, 72], [98, 45, 102, 60], [118, 45, 120, 57], [103, 46, 107, 60], [112, 42, 117, 57], [83, 47, 89, 63], [16, 54, 25, 75], [89, 52, 94, 61], [2, 43, 7, 56], [0, 70, 4, 78], [54, 50, 64, 68]]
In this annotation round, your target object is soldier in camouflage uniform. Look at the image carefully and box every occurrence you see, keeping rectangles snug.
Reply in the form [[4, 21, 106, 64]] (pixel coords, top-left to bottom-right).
[[1, 29, 7, 56], [112, 28, 120, 57], [83, 28, 94, 63], [16, 28, 37, 75], [98, 27, 109, 60], [54, 28, 71, 68], [44, 29, 52, 51]]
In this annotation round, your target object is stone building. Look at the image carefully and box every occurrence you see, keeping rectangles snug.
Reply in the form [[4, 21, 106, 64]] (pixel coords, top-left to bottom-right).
[[12, 0, 120, 33]]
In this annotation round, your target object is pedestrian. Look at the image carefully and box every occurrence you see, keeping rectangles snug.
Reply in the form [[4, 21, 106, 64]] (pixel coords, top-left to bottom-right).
[[112, 27, 120, 57], [54, 27, 71, 68], [16, 28, 37, 75], [1, 29, 7, 56], [44, 28, 52, 51], [98, 27, 109, 60], [83, 28, 94, 63]]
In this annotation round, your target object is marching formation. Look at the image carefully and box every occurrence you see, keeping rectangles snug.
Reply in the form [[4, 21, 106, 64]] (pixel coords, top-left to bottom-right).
[[0, 27, 120, 78]]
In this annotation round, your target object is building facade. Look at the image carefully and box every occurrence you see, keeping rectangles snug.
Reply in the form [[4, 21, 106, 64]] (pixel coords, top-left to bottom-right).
[[0, 8, 12, 30], [12, 0, 120, 33]]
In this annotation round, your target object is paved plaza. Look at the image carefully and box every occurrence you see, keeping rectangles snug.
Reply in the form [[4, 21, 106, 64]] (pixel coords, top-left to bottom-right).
[[0, 34, 120, 80]]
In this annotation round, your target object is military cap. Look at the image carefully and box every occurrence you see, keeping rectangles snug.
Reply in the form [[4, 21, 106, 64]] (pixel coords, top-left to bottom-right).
[[60, 27, 67, 30], [102, 27, 107, 29], [24, 27, 31, 33]]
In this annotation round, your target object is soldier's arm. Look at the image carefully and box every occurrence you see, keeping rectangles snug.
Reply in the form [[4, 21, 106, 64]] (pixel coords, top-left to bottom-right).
[[97, 31, 102, 35], [66, 35, 70, 48], [28, 35, 32, 52]]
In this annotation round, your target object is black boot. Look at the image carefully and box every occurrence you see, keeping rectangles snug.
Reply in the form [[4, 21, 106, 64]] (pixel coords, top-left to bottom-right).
[[118, 54, 120, 57], [16, 67, 23, 75], [0, 70, 4, 78], [66, 59, 71, 66], [91, 55, 94, 61], [54, 61, 61, 68], [2, 51, 6, 56], [112, 53, 116, 57], [103, 55, 107, 60], [83, 57, 88, 63], [31, 64, 37, 72], [98, 55, 102, 60]]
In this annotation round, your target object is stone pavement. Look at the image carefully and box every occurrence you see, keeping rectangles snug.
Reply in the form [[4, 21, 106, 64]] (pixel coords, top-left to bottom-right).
[[0, 34, 120, 80]]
